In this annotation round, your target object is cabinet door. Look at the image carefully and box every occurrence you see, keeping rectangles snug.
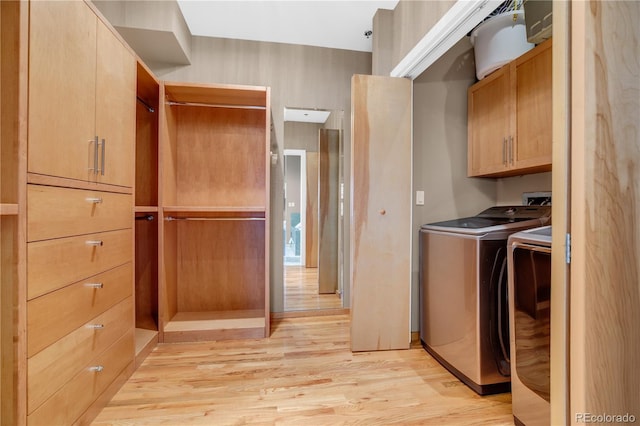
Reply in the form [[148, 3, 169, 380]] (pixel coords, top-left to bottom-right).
[[467, 66, 512, 177], [350, 75, 411, 351], [28, 0, 97, 181], [95, 22, 136, 187], [515, 39, 552, 169]]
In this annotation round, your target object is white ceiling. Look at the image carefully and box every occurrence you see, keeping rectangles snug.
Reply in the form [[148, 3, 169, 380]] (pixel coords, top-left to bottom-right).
[[176, 0, 400, 52]]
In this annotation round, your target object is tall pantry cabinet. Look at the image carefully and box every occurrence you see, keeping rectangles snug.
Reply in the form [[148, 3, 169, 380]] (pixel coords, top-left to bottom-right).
[[2, 1, 137, 424], [158, 83, 271, 343]]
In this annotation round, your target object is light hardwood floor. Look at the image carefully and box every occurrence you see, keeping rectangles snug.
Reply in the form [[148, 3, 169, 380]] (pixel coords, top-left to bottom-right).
[[284, 265, 342, 311], [93, 315, 513, 425]]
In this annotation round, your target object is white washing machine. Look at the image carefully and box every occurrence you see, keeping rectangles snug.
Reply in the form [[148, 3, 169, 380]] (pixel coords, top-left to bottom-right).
[[508, 226, 552, 425]]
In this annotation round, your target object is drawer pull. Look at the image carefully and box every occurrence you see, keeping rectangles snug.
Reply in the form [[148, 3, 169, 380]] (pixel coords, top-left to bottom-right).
[[85, 197, 103, 204], [86, 324, 104, 329], [84, 282, 104, 289], [89, 365, 104, 373], [85, 240, 104, 247]]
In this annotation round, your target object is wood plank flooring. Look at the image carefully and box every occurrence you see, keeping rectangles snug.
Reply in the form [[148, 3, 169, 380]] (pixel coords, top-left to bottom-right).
[[93, 315, 513, 425], [284, 265, 342, 311]]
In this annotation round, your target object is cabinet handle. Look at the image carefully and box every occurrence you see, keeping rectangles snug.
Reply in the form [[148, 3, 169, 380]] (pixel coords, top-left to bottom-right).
[[85, 240, 104, 246], [85, 197, 103, 204], [86, 324, 104, 329], [84, 282, 104, 289], [89, 365, 104, 372], [509, 136, 514, 164], [93, 136, 99, 175], [502, 138, 507, 165], [379, 209, 386, 215], [101, 138, 106, 176]]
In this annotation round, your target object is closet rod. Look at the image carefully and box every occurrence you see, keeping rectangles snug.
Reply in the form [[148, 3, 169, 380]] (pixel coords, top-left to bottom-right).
[[167, 101, 266, 110], [135, 214, 155, 221], [165, 216, 265, 222], [137, 96, 155, 113]]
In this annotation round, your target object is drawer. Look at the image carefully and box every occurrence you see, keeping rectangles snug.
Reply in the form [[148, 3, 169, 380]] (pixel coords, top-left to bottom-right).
[[28, 228, 132, 299], [27, 297, 133, 413], [28, 262, 133, 357], [28, 184, 132, 242], [27, 324, 134, 424]]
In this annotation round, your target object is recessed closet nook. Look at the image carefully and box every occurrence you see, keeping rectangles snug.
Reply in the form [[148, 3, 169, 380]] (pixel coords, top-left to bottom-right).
[[0, 1, 270, 424]]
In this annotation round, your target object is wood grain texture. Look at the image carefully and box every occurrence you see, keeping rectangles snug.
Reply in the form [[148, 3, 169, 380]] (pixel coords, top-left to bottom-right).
[[350, 75, 412, 351], [27, 184, 132, 242], [318, 129, 339, 294], [27, 0, 96, 183], [27, 229, 132, 300], [175, 220, 265, 312], [173, 106, 266, 208], [515, 39, 553, 169], [467, 65, 512, 177], [284, 265, 342, 312], [550, 2, 570, 423], [27, 262, 132, 357], [27, 329, 134, 426], [135, 98, 158, 207], [164, 82, 267, 107], [93, 314, 512, 425], [570, 1, 640, 421], [27, 297, 133, 413], [95, 20, 136, 188], [135, 216, 158, 331], [305, 152, 319, 268]]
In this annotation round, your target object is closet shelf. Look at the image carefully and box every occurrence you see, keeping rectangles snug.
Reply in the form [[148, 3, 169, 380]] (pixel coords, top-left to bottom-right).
[[163, 310, 266, 342], [162, 206, 266, 219], [135, 206, 158, 213]]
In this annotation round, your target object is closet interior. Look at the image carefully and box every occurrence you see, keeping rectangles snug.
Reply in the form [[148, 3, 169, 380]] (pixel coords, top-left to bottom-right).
[[158, 83, 271, 343]]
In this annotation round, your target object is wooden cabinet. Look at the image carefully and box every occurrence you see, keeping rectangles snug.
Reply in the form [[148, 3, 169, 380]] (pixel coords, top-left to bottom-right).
[[27, 0, 135, 187], [1, 1, 138, 424], [159, 82, 270, 343], [468, 38, 552, 177], [350, 75, 412, 351], [134, 61, 160, 365]]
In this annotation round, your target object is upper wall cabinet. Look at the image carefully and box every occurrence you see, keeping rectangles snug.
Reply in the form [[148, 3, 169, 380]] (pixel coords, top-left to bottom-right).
[[468, 38, 552, 178], [28, 0, 135, 188]]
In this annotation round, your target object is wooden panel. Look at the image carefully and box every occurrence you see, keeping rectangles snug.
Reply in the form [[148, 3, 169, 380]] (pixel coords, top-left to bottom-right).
[[174, 106, 266, 207], [27, 263, 132, 357], [1, 216, 18, 424], [550, 3, 570, 424], [176, 220, 265, 312], [350, 75, 412, 351], [27, 297, 133, 413], [515, 38, 553, 169], [135, 216, 158, 330], [467, 65, 511, 177], [26, 329, 134, 426], [27, 184, 131, 242], [164, 82, 267, 107], [160, 217, 178, 339], [305, 152, 319, 268], [27, 0, 96, 182], [318, 129, 339, 294], [95, 21, 136, 188], [135, 99, 158, 207], [570, 1, 640, 421], [159, 83, 178, 206], [27, 229, 132, 300]]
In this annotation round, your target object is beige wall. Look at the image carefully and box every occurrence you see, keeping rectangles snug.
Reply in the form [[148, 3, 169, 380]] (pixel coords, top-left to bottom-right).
[[412, 37, 496, 330], [151, 36, 370, 312], [373, 0, 456, 75], [496, 172, 552, 205]]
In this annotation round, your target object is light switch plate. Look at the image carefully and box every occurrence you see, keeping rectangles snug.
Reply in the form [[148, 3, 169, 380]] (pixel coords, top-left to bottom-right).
[[416, 191, 425, 205]]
